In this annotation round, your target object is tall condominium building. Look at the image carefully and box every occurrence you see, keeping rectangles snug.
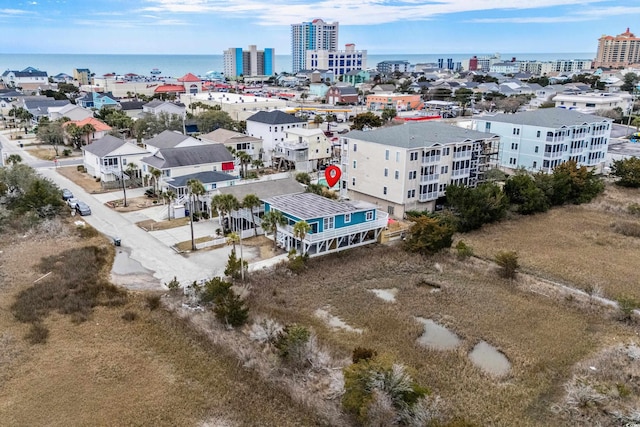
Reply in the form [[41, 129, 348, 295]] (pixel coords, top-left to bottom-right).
[[291, 19, 339, 73], [595, 28, 640, 68], [306, 43, 366, 76], [223, 45, 275, 78]]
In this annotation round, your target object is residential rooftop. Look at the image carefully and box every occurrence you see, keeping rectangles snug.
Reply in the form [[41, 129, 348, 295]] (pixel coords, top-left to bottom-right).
[[265, 192, 376, 220], [478, 108, 612, 127]]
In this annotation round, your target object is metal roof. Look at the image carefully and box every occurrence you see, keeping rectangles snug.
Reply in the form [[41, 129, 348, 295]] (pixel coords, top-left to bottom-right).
[[264, 192, 374, 220], [166, 171, 237, 188], [145, 130, 193, 149], [478, 108, 612, 128], [141, 144, 234, 169], [82, 135, 127, 157], [217, 177, 304, 200], [346, 121, 497, 149], [246, 110, 304, 125]]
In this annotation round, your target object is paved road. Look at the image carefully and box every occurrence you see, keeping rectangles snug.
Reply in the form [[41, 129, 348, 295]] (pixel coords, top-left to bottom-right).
[[1, 131, 259, 290]]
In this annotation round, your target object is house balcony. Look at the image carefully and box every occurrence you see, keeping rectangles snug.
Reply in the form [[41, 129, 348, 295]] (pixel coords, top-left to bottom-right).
[[418, 192, 438, 202], [421, 155, 441, 165], [451, 168, 470, 177], [280, 213, 388, 244], [100, 165, 122, 175], [543, 151, 563, 159], [420, 173, 439, 183], [453, 151, 472, 159], [279, 141, 309, 150]]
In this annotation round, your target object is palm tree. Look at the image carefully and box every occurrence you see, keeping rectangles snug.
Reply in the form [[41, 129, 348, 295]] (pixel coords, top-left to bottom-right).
[[237, 150, 252, 178], [187, 178, 205, 214], [242, 193, 261, 236], [6, 154, 22, 165], [293, 220, 311, 255], [149, 167, 162, 194], [80, 123, 96, 145], [162, 190, 176, 220], [261, 210, 286, 250], [125, 162, 138, 183], [226, 231, 240, 251], [212, 193, 239, 232], [186, 179, 205, 251], [251, 158, 264, 173]]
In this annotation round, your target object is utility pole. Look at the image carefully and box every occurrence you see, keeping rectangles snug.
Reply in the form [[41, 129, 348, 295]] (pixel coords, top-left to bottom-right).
[[119, 155, 128, 207]]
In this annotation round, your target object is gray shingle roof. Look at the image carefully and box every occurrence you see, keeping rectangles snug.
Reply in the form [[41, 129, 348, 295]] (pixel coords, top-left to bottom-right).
[[217, 177, 304, 200], [82, 135, 127, 157], [145, 130, 192, 149], [479, 109, 612, 127], [247, 110, 304, 125], [141, 144, 234, 169], [166, 171, 237, 188], [264, 192, 371, 220], [346, 122, 497, 148]]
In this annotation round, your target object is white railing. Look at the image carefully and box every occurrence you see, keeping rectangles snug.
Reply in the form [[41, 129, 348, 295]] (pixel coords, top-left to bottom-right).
[[420, 174, 439, 183], [419, 192, 438, 202], [451, 168, 470, 177], [280, 213, 388, 243], [101, 166, 121, 174], [421, 155, 441, 164], [453, 151, 472, 159], [569, 147, 584, 154], [543, 151, 563, 159]]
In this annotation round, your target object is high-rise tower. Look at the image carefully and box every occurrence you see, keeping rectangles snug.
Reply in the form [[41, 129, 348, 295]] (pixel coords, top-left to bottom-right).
[[291, 19, 339, 73], [595, 28, 640, 68]]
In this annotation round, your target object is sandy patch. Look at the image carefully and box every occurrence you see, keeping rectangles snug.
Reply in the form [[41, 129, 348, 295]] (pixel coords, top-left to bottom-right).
[[314, 308, 363, 334], [369, 288, 398, 302]]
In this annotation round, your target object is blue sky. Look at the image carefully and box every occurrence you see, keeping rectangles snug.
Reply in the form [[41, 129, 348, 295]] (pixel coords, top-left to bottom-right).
[[1, 0, 639, 54]]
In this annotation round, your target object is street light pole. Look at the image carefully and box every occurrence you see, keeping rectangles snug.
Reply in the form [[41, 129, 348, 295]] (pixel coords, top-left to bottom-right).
[[119, 155, 128, 207]]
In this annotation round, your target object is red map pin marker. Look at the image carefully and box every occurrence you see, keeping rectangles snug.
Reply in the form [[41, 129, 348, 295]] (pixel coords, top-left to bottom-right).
[[324, 165, 341, 188]]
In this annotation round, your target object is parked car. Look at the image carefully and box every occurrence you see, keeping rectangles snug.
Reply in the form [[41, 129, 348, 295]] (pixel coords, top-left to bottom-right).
[[61, 188, 73, 200], [75, 201, 91, 216], [67, 198, 80, 209]]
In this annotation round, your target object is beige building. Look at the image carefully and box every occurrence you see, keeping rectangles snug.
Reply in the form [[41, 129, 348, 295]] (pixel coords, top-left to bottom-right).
[[274, 127, 332, 172], [595, 28, 640, 68], [341, 121, 499, 217]]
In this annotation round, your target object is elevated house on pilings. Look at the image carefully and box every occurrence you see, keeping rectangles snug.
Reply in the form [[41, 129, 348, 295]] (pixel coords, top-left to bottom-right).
[[262, 192, 388, 257]]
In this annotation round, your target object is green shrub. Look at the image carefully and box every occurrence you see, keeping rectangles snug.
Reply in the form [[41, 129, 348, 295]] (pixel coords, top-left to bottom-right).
[[25, 322, 49, 344], [495, 250, 518, 279], [165, 276, 182, 293], [198, 277, 232, 305], [274, 324, 311, 368], [616, 295, 639, 322], [62, 149, 72, 157], [224, 248, 248, 280], [76, 165, 85, 172], [405, 216, 454, 255], [455, 240, 474, 259], [214, 290, 249, 327], [628, 203, 640, 216]]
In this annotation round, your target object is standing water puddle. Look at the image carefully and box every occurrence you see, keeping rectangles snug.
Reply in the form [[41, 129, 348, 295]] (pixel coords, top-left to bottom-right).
[[468, 341, 511, 377], [415, 317, 461, 350], [112, 248, 153, 275]]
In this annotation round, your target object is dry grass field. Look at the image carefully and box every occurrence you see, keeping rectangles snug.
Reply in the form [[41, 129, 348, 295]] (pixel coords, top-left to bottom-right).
[[247, 244, 638, 426], [462, 183, 640, 301], [57, 166, 105, 193], [0, 222, 321, 427]]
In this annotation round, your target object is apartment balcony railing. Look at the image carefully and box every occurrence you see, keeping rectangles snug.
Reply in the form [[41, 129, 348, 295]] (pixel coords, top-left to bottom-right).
[[546, 136, 565, 143], [420, 173, 439, 183], [418, 192, 439, 202], [280, 213, 388, 243], [453, 151, 472, 159], [421, 155, 441, 165], [569, 147, 584, 154], [451, 168, 470, 177], [543, 151, 563, 159]]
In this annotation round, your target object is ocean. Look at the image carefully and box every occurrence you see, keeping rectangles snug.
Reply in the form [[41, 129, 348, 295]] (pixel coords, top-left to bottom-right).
[[0, 52, 596, 79]]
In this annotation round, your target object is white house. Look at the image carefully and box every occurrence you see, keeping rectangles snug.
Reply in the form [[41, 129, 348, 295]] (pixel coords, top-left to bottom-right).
[[139, 144, 237, 193], [552, 92, 629, 114], [82, 135, 150, 182], [342, 121, 500, 217], [274, 127, 332, 172], [142, 100, 186, 118], [199, 128, 263, 161], [48, 103, 93, 121], [246, 110, 307, 166], [143, 130, 202, 153], [1, 67, 48, 90], [473, 108, 612, 174]]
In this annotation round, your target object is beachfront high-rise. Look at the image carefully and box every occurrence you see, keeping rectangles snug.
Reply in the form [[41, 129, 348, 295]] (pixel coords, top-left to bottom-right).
[[223, 45, 275, 78], [594, 28, 640, 68], [291, 19, 339, 73]]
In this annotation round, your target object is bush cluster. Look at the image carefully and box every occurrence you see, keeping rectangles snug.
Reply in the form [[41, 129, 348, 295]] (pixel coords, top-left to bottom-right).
[[197, 277, 248, 328]]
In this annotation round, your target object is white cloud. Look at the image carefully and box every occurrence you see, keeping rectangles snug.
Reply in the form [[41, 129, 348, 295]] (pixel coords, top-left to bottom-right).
[[0, 9, 30, 15], [469, 4, 640, 24]]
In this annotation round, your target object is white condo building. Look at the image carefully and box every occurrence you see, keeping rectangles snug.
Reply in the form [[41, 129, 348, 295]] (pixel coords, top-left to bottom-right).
[[291, 19, 339, 74], [306, 43, 367, 76], [341, 122, 500, 217], [473, 109, 611, 174]]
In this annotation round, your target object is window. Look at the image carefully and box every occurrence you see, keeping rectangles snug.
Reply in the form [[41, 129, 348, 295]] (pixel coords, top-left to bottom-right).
[[353, 160, 357, 169], [532, 161, 537, 168], [385, 150, 389, 160], [536, 131, 541, 138], [344, 213, 351, 223], [441, 165, 448, 174], [352, 177, 356, 186], [383, 187, 387, 195], [534, 146, 539, 153], [409, 171, 416, 179], [366, 211, 374, 221], [353, 143, 357, 152], [394, 170, 399, 180], [384, 168, 388, 177], [396, 152, 400, 162], [323, 217, 334, 230], [444, 147, 450, 155]]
